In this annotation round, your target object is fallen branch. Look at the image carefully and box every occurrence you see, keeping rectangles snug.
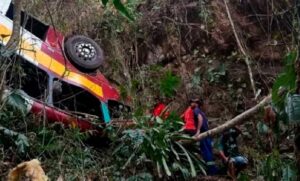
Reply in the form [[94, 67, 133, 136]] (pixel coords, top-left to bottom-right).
[[194, 95, 271, 141], [223, 0, 257, 98]]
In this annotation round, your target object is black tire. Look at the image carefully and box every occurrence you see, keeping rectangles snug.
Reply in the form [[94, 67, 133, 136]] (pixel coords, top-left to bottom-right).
[[64, 35, 104, 71]]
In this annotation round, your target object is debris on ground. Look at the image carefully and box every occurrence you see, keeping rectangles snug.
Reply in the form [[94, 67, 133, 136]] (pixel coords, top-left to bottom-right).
[[7, 159, 48, 181]]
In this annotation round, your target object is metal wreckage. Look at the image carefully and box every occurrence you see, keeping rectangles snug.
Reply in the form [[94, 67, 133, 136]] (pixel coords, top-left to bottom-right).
[[0, 0, 130, 134]]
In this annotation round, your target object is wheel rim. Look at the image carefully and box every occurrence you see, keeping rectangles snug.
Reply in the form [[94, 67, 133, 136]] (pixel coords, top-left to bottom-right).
[[75, 42, 96, 61]]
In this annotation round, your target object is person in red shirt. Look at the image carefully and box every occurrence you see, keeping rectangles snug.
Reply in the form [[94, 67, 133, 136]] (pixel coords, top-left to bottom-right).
[[152, 102, 170, 120], [181, 105, 196, 136], [182, 98, 219, 175]]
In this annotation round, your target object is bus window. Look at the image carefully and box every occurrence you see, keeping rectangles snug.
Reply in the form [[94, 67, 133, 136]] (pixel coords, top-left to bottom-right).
[[5, 55, 48, 101], [5, 3, 49, 40], [52, 81, 103, 119]]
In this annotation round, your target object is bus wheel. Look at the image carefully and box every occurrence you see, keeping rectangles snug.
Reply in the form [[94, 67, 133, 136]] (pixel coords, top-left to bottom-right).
[[64, 35, 104, 71]]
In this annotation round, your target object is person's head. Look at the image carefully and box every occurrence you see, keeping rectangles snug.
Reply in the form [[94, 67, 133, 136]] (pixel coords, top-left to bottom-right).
[[189, 98, 204, 109]]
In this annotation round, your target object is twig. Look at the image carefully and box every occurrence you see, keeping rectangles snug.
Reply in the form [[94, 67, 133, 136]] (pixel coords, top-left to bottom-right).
[[223, 0, 257, 98]]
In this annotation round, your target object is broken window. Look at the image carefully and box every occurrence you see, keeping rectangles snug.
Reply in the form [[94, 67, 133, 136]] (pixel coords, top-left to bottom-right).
[[5, 55, 48, 101], [6, 3, 49, 40], [52, 81, 103, 119]]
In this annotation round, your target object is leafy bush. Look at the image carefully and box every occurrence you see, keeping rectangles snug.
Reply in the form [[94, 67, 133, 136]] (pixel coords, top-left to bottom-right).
[[101, 0, 134, 21], [0, 126, 29, 154], [112, 113, 206, 180], [207, 63, 227, 83], [258, 151, 297, 181], [272, 50, 297, 110], [159, 71, 181, 98]]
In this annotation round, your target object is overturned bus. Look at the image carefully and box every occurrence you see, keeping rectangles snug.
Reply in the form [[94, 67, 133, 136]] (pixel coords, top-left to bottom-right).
[[0, 0, 129, 133]]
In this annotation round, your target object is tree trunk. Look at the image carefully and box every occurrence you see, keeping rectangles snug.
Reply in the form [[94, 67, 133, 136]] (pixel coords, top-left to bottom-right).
[[5, 0, 22, 51]]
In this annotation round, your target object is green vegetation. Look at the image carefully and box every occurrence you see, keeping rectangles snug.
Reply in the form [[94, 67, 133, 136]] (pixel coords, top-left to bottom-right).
[[101, 0, 134, 20], [258, 151, 297, 181], [1, 0, 300, 180], [112, 114, 204, 179], [272, 51, 297, 111], [159, 71, 180, 98]]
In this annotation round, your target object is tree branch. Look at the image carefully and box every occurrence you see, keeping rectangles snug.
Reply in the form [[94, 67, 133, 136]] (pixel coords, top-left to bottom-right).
[[223, 0, 257, 98], [6, 0, 22, 51], [194, 95, 271, 141]]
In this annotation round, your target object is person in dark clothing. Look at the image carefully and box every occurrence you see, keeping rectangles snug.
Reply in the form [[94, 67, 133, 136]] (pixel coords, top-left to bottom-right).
[[217, 126, 248, 179], [190, 98, 218, 175]]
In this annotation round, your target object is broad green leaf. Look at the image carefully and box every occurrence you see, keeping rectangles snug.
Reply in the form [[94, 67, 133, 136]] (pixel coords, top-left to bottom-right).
[[152, 127, 160, 133], [156, 161, 162, 178], [175, 142, 196, 177], [256, 121, 270, 135], [272, 50, 297, 110], [161, 157, 172, 176], [144, 135, 157, 151], [0, 126, 29, 154], [112, 0, 134, 21], [170, 145, 180, 160], [218, 63, 226, 76], [282, 165, 297, 181], [189, 153, 206, 175], [155, 116, 163, 124], [15, 134, 29, 154], [285, 94, 300, 124], [172, 162, 191, 179], [4, 90, 29, 115]]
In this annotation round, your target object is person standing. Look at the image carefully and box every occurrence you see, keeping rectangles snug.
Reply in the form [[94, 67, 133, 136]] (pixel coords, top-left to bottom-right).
[[181, 105, 196, 136], [190, 98, 218, 175]]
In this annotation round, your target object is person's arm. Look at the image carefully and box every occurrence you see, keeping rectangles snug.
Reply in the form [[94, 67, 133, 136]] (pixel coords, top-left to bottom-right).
[[194, 114, 203, 136], [233, 126, 242, 137], [217, 138, 229, 162], [234, 126, 242, 133], [219, 150, 229, 162], [264, 105, 276, 126], [180, 114, 184, 119]]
